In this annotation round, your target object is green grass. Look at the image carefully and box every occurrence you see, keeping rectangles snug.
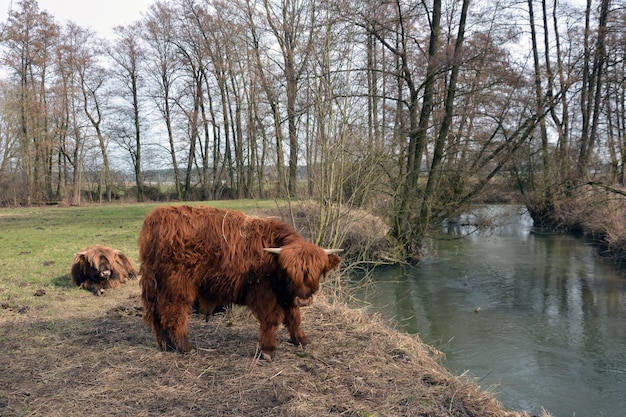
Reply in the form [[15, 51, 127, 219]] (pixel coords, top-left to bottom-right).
[[0, 200, 278, 305]]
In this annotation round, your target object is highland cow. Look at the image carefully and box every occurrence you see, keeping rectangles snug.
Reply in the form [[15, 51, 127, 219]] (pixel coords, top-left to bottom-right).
[[139, 205, 342, 360], [71, 245, 137, 296]]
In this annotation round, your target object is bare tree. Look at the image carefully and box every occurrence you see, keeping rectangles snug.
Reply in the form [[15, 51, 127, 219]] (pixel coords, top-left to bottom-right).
[[604, 6, 626, 184], [143, 0, 184, 200], [359, 0, 443, 258], [54, 22, 86, 205], [578, 0, 611, 175], [418, 0, 470, 233], [173, 0, 218, 200], [108, 22, 146, 202], [73, 26, 112, 202], [244, 0, 288, 196], [263, 0, 317, 197], [1, 0, 59, 204]]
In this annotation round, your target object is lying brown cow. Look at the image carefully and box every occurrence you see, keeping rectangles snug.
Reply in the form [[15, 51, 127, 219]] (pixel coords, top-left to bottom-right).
[[71, 245, 137, 295], [139, 205, 342, 360]]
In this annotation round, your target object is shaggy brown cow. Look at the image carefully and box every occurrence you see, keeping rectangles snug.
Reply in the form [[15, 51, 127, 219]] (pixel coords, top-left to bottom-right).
[[139, 205, 342, 360], [71, 245, 138, 296]]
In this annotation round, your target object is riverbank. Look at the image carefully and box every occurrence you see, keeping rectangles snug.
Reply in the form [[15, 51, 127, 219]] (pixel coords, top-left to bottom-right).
[[531, 182, 626, 267], [0, 279, 544, 417]]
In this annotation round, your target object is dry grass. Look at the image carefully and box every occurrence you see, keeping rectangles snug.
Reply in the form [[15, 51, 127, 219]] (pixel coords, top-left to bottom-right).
[[0, 279, 538, 417], [268, 201, 396, 265], [547, 183, 626, 265]]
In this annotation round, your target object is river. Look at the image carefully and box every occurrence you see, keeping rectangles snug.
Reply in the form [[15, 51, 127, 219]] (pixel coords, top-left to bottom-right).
[[353, 205, 626, 417]]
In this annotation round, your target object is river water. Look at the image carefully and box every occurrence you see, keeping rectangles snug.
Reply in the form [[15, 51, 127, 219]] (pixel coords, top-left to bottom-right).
[[354, 206, 626, 417]]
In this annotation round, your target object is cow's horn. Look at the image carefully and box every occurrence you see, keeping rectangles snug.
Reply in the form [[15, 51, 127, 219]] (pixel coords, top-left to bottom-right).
[[324, 249, 344, 254], [264, 248, 282, 254]]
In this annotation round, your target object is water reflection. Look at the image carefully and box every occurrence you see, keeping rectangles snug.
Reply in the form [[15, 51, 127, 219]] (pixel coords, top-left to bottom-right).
[[354, 206, 626, 417]]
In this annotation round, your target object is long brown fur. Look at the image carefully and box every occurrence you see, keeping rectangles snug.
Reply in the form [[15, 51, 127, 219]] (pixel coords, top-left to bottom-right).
[[139, 205, 341, 359], [71, 245, 138, 296]]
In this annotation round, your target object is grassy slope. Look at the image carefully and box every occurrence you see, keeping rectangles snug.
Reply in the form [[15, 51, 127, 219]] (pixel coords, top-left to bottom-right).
[[0, 201, 539, 417]]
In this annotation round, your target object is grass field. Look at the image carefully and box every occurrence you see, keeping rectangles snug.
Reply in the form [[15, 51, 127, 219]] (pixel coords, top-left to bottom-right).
[[0, 200, 276, 311], [0, 201, 540, 417]]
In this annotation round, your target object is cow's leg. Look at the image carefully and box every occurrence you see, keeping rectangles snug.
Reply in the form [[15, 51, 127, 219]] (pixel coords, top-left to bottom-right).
[[152, 317, 174, 352], [248, 288, 285, 360], [195, 295, 218, 322], [258, 319, 280, 361], [84, 280, 104, 296], [284, 306, 309, 346], [253, 304, 285, 360], [157, 295, 194, 353], [147, 306, 179, 352]]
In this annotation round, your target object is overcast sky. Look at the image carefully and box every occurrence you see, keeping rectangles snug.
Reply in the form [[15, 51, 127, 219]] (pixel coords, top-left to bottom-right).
[[0, 0, 154, 39]]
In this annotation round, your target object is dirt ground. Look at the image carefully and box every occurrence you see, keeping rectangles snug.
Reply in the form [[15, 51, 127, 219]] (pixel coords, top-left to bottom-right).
[[0, 279, 539, 417]]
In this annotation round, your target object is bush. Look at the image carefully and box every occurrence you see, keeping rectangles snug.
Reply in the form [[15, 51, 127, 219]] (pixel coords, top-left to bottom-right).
[[0, 173, 28, 206]]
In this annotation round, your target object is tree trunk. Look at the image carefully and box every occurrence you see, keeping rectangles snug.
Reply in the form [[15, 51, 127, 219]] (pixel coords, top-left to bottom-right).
[[392, 0, 442, 258], [578, 0, 610, 176], [419, 0, 469, 232]]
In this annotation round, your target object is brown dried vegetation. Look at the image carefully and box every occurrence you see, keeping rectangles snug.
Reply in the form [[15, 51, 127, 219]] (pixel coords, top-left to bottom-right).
[[0, 280, 537, 417], [541, 183, 626, 266]]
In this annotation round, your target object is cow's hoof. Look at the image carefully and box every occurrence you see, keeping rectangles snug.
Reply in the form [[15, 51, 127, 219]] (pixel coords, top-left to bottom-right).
[[289, 337, 309, 347], [176, 340, 193, 354], [261, 351, 273, 361], [160, 341, 177, 352]]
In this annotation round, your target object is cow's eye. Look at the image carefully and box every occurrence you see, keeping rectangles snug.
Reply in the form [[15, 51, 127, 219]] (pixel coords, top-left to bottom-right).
[[286, 280, 294, 289]]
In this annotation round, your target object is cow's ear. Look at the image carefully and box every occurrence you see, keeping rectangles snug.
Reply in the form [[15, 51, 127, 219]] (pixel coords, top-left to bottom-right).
[[74, 252, 86, 265], [73, 253, 89, 274], [327, 254, 341, 270]]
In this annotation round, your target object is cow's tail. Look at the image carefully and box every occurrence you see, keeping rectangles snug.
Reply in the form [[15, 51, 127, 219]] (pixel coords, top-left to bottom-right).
[[139, 212, 158, 330], [139, 265, 159, 328]]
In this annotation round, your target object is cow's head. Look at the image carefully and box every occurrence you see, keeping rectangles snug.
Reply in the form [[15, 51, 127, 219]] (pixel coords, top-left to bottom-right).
[[265, 243, 342, 306], [76, 249, 114, 281], [95, 255, 113, 279]]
